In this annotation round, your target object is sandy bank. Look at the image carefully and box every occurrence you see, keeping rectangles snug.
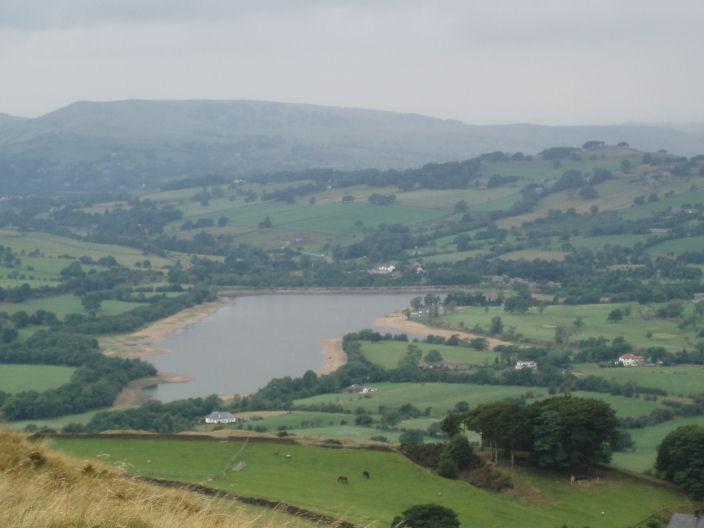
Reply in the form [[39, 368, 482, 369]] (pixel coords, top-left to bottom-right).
[[374, 309, 512, 349], [317, 337, 346, 376], [100, 299, 230, 358], [112, 371, 195, 409]]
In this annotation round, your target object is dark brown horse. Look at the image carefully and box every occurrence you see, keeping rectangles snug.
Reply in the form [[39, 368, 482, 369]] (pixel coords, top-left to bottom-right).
[[337, 475, 348, 484], [362, 470, 370, 479]]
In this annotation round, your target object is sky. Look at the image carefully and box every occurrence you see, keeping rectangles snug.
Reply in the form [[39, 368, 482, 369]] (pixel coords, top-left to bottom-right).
[[1, 0, 703, 125]]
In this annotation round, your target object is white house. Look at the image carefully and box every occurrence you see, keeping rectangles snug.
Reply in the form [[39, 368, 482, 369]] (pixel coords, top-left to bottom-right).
[[515, 360, 537, 370], [204, 411, 239, 424], [618, 353, 645, 367]]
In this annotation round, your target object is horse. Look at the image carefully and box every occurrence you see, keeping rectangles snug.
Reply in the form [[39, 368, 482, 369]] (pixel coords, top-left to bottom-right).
[[337, 475, 349, 484], [362, 471, 370, 479]]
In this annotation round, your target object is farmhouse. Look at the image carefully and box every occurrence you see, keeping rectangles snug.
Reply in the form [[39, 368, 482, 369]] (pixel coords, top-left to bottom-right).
[[515, 360, 537, 370], [617, 353, 645, 367], [204, 411, 239, 424], [418, 360, 464, 371], [345, 384, 377, 394]]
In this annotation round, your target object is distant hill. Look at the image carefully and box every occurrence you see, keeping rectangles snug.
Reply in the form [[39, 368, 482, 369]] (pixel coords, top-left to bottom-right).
[[1, 99, 703, 194]]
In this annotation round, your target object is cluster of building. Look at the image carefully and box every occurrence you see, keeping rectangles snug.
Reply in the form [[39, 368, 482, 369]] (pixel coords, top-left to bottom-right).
[[204, 411, 240, 424], [617, 353, 646, 367]]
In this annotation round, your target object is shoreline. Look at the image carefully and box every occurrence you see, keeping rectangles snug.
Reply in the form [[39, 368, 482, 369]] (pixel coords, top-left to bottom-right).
[[374, 309, 512, 349], [317, 337, 346, 376], [219, 286, 450, 297], [100, 299, 230, 359]]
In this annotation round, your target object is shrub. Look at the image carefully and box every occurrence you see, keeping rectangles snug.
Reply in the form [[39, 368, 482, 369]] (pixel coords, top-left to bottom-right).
[[436, 454, 459, 479], [399, 430, 424, 444], [467, 465, 513, 490], [391, 504, 460, 528], [399, 442, 445, 469]]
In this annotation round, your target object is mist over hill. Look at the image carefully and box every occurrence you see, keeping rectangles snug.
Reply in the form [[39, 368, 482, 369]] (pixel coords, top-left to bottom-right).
[[1, 99, 703, 194]]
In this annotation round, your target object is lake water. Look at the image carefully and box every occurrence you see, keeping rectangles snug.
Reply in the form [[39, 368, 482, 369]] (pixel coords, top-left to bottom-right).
[[142, 293, 417, 401]]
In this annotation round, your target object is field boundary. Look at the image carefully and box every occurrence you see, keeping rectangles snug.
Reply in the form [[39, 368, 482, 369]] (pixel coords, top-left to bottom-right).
[[29, 431, 397, 452], [132, 475, 360, 528]]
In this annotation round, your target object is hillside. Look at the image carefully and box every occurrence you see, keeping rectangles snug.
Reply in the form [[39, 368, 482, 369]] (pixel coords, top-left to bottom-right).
[[0, 430, 315, 528], [1, 99, 703, 194]]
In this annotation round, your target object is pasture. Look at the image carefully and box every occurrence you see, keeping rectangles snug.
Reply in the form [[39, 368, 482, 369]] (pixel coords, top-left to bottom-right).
[[50, 436, 681, 528], [0, 229, 172, 268], [0, 364, 75, 394], [611, 415, 704, 473], [442, 302, 699, 351], [0, 294, 144, 319], [3, 408, 104, 431], [291, 382, 668, 422], [573, 364, 704, 397], [495, 249, 569, 261], [292, 382, 546, 418], [359, 341, 498, 369], [646, 234, 704, 256]]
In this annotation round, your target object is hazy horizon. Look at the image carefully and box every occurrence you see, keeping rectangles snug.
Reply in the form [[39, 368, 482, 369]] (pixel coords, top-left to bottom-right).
[[1, 1, 703, 125]]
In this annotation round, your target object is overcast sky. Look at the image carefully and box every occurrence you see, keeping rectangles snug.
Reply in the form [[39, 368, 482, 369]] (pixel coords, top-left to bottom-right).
[[1, 0, 702, 125]]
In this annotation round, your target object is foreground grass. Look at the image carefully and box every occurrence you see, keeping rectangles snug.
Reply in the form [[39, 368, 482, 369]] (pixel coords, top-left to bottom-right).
[[52, 436, 682, 528], [0, 431, 316, 528]]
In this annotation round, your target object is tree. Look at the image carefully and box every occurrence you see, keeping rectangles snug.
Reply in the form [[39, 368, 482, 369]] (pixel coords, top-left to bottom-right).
[[453, 200, 468, 214], [530, 396, 618, 470], [656, 425, 704, 498], [607, 309, 623, 322], [424, 349, 443, 363], [399, 430, 424, 444], [442, 433, 475, 470], [490, 316, 504, 335], [392, 504, 460, 528], [582, 140, 605, 150]]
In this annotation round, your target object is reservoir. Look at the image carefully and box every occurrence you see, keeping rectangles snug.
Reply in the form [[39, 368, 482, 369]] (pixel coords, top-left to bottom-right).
[[142, 293, 416, 401]]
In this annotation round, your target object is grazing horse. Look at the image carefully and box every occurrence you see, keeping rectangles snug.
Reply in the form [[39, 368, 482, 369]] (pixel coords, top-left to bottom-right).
[[362, 471, 370, 479], [337, 475, 348, 484]]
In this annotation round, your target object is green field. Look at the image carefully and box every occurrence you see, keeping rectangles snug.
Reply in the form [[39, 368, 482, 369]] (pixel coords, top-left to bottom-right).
[[646, 235, 704, 256], [442, 303, 699, 351], [359, 341, 498, 369], [611, 415, 704, 473], [568, 234, 650, 250], [0, 364, 75, 394], [51, 437, 681, 528], [574, 364, 704, 396], [0, 229, 173, 267], [293, 382, 546, 418], [2, 408, 104, 431], [292, 381, 668, 423], [0, 294, 144, 319]]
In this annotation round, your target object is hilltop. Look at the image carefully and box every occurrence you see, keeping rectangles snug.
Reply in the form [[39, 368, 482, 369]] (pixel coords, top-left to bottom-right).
[[1, 99, 703, 194]]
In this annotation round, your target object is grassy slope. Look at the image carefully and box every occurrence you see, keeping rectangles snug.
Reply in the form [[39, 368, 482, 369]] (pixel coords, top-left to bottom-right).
[[51, 436, 682, 528], [0, 229, 173, 267], [0, 431, 315, 528]]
